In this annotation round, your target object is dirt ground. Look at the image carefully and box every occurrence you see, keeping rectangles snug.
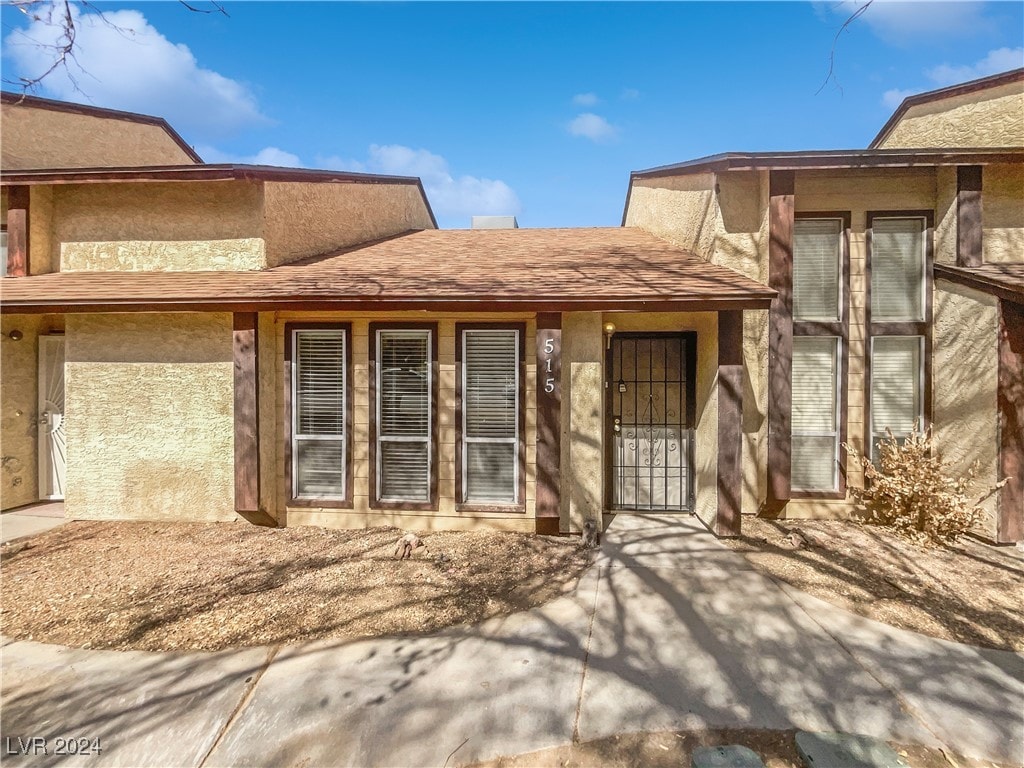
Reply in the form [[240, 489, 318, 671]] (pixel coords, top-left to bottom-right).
[[721, 518, 1024, 651], [0, 521, 592, 652], [471, 728, 1014, 768]]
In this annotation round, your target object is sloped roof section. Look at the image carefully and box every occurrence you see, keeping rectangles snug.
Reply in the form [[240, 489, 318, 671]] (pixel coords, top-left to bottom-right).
[[935, 263, 1024, 305], [1, 91, 203, 167], [0, 227, 775, 313]]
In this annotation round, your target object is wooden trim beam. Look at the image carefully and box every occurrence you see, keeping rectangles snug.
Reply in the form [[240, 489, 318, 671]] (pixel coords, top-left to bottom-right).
[[997, 300, 1024, 543], [717, 310, 744, 537], [5, 186, 30, 277], [957, 166, 983, 268], [233, 312, 260, 513], [767, 170, 795, 506], [535, 313, 563, 529]]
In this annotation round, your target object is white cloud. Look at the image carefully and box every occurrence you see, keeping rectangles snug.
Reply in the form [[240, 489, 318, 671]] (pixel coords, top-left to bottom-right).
[[358, 145, 520, 220], [567, 113, 618, 143], [829, 0, 995, 44], [197, 145, 302, 166], [620, 88, 640, 101], [926, 47, 1024, 86], [881, 87, 917, 109], [3, 3, 266, 138], [572, 92, 599, 106]]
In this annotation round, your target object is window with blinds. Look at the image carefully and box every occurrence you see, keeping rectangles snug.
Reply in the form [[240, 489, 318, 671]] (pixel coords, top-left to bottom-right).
[[794, 219, 842, 322], [870, 336, 923, 461], [792, 337, 840, 491], [462, 329, 520, 504], [292, 329, 346, 499], [377, 329, 432, 502], [871, 218, 925, 321]]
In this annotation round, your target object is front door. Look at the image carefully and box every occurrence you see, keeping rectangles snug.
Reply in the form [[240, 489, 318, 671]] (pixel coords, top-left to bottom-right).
[[608, 333, 696, 512], [38, 335, 66, 500]]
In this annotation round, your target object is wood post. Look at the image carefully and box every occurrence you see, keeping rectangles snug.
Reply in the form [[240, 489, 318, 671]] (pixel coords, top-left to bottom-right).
[[997, 301, 1024, 543], [956, 165, 983, 268], [535, 313, 562, 533], [717, 310, 744, 537], [233, 312, 260, 513], [767, 169, 795, 506], [5, 186, 30, 277]]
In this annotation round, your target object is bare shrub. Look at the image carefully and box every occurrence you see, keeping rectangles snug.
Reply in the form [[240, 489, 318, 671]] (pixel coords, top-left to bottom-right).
[[844, 427, 1001, 547]]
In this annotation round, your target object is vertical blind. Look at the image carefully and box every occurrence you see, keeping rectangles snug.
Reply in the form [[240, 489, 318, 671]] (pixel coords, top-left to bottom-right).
[[378, 330, 431, 501], [794, 219, 842, 322], [872, 218, 925, 321], [870, 336, 922, 459], [791, 337, 839, 491], [293, 329, 346, 498], [463, 330, 519, 503]]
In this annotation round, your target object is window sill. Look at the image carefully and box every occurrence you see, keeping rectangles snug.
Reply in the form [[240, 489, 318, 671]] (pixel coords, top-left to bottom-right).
[[456, 503, 527, 515], [288, 497, 353, 509]]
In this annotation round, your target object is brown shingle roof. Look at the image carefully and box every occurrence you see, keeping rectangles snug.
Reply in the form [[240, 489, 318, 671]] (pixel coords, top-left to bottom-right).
[[0, 227, 774, 313], [935, 263, 1024, 305]]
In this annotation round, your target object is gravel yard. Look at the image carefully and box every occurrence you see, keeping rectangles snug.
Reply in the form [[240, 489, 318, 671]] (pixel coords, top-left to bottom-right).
[[0, 521, 592, 652], [722, 518, 1024, 651]]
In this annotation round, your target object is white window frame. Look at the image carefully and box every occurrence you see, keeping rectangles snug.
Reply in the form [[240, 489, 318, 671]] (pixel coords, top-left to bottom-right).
[[869, 335, 925, 463], [460, 328, 521, 505], [793, 218, 843, 323], [375, 328, 433, 503], [290, 327, 347, 501], [870, 216, 928, 323], [791, 336, 842, 493]]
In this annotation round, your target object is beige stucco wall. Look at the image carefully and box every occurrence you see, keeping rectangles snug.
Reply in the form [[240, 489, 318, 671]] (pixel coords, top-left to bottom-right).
[[623, 173, 718, 259], [1, 102, 199, 170], [53, 181, 266, 272], [1, 314, 44, 509], [262, 182, 435, 267], [934, 166, 958, 265], [983, 163, 1024, 264], [277, 311, 537, 533], [64, 313, 236, 522], [933, 281, 1001, 538], [563, 312, 604, 533], [876, 80, 1024, 149]]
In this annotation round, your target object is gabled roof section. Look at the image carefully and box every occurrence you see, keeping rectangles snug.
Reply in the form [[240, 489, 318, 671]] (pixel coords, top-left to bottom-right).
[[1, 91, 203, 165], [869, 68, 1024, 149], [0, 227, 774, 313]]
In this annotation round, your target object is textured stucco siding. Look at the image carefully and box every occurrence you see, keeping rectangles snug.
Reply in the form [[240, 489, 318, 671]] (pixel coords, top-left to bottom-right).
[[623, 173, 718, 259], [877, 81, 1024, 149], [983, 163, 1024, 264], [53, 181, 266, 272], [794, 169, 937, 509], [64, 314, 236, 522], [563, 312, 603, 533], [934, 166, 958, 265], [1, 315, 44, 509], [933, 282, 1001, 538], [0, 103, 198, 170], [262, 182, 435, 267], [276, 311, 537, 532]]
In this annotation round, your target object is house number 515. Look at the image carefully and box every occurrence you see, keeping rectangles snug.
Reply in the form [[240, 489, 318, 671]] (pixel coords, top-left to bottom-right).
[[542, 338, 556, 393]]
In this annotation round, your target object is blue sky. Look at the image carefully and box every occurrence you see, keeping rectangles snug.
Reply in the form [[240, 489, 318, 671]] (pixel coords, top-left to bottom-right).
[[3, 2, 1022, 228]]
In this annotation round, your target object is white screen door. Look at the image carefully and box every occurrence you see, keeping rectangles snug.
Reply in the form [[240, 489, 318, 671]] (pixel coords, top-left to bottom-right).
[[38, 335, 66, 500]]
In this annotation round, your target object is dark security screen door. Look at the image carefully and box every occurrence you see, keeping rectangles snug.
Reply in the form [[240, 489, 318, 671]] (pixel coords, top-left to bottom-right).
[[609, 333, 696, 512]]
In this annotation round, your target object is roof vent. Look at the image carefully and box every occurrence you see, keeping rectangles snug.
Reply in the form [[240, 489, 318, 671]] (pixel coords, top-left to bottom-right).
[[471, 215, 519, 229]]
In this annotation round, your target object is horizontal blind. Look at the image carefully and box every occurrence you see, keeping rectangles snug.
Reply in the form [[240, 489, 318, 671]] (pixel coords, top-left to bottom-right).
[[792, 337, 837, 432], [378, 330, 431, 501], [793, 219, 841, 322], [293, 329, 346, 498], [872, 218, 925, 321], [463, 330, 518, 503], [871, 336, 922, 436], [791, 337, 839, 491]]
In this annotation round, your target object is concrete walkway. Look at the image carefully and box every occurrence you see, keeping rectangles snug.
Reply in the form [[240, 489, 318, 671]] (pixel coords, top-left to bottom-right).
[[2, 515, 1022, 767], [0, 502, 66, 544]]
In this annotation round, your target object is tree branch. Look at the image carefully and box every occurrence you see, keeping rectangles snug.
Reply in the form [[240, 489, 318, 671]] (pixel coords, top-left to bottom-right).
[[817, 0, 874, 95]]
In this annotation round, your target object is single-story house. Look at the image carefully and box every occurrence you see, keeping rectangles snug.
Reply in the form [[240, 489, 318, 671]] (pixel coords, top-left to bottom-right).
[[2, 69, 1022, 542]]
